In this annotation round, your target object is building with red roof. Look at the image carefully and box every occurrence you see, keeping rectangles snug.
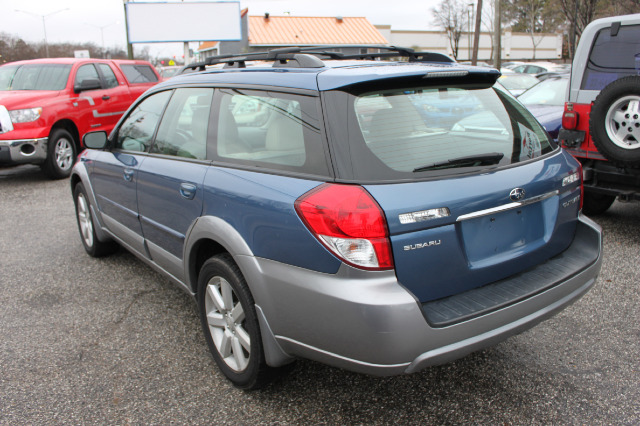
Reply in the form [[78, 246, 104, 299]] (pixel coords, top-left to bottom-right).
[[197, 9, 387, 59]]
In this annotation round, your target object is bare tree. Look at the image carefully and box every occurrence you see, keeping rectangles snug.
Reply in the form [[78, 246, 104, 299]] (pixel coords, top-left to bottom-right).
[[524, 0, 546, 59], [432, 0, 470, 60], [557, 0, 599, 57]]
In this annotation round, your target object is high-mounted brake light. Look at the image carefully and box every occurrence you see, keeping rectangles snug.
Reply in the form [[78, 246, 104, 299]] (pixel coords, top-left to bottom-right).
[[294, 183, 394, 270], [562, 103, 578, 130], [423, 70, 469, 79]]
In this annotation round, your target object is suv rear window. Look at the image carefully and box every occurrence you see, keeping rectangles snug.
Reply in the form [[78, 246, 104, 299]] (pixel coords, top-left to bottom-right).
[[324, 83, 556, 181], [581, 23, 640, 91]]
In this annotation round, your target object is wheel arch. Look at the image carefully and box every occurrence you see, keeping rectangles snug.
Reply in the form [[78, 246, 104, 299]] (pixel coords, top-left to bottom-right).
[[69, 167, 113, 244], [50, 119, 81, 152], [185, 216, 254, 295]]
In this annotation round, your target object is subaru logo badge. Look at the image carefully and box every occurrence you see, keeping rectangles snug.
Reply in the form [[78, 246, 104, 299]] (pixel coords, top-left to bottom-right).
[[510, 188, 526, 201]]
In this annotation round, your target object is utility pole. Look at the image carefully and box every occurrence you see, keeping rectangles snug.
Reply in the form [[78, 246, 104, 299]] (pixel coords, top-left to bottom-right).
[[492, 0, 501, 69], [472, 0, 483, 65]]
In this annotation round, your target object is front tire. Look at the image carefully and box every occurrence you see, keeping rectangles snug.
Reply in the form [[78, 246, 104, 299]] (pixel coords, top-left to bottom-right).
[[42, 128, 76, 179], [197, 254, 277, 390], [73, 183, 118, 257]]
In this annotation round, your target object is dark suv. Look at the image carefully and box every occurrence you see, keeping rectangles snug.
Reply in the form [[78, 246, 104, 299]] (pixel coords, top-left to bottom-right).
[[71, 46, 602, 389]]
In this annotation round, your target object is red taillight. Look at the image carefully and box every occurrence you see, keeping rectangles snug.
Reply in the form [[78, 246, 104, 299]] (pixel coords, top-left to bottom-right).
[[562, 103, 578, 130], [294, 183, 394, 270]]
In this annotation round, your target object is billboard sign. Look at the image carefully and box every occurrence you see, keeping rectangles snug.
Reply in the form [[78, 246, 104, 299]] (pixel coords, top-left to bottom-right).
[[126, 2, 242, 43]]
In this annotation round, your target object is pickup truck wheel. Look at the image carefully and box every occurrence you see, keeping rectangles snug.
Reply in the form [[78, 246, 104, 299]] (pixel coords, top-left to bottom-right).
[[198, 254, 279, 390], [589, 76, 640, 168], [582, 192, 616, 216], [42, 128, 77, 179], [73, 183, 118, 257]]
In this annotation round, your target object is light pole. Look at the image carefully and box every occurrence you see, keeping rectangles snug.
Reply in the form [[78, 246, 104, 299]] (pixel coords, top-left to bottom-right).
[[86, 22, 119, 58], [15, 8, 69, 58]]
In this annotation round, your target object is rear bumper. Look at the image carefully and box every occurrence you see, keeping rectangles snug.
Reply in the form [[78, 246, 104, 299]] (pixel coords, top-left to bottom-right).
[[237, 214, 602, 376], [0, 138, 48, 165]]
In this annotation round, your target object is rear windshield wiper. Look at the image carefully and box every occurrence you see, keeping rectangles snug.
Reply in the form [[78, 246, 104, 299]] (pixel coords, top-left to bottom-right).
[[413, 152, 504, 172]]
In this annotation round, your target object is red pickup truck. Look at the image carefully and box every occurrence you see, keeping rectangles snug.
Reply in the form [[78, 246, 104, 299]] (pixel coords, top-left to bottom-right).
[[0, 58, 160, 178]]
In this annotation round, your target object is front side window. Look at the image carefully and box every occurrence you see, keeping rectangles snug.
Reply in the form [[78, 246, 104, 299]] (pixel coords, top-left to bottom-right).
[[75, 64, 100, 86], [581, 24, 640, 90], [116, 91, 172, 152], [325, 82, 556, 180], [214, 89, 329, 176], [151, 88, 213, 160], [0, 64, 71, 91]]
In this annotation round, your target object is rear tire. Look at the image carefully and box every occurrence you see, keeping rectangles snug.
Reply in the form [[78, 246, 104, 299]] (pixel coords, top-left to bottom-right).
[[582, 192, 616, 216], [589, 76, 640, 168], [197, 254, 280, 390], [42, 128, 77, 179]]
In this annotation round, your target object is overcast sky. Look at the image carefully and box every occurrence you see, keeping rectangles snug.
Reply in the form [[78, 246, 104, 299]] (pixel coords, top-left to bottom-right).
[[0, 0, 442, 60]]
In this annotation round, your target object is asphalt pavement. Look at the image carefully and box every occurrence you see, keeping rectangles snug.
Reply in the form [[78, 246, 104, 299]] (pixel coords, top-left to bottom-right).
[[1, 165, 638, 424]]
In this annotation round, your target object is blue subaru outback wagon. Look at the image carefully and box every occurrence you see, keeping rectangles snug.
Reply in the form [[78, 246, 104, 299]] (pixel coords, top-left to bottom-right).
[[71, 46, 603, 389]]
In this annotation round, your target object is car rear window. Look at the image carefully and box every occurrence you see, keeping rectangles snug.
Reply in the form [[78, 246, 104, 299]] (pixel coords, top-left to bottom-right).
[[323, 82, 557, 181], [119, 64, 159, 84], [0, 64, 71, 91], [519, 77, 568, 106], [581, 23, 640, 91]]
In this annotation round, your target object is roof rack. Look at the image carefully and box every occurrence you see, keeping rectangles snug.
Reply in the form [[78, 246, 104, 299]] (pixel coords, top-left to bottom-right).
[[179, 45, 454, 74]]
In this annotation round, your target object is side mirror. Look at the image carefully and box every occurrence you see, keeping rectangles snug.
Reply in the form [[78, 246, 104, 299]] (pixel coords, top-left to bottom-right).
[[74, 78, 102, 93], [83, 131, 108, 149]]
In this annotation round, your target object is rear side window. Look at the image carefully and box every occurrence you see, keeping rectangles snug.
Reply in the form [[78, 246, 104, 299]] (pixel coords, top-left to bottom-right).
[[213, 89, 329, 176], [0, 64, 71, 91], [97, 64, 119, 89], [119, 64, 159, 84], [151, 88, 213, 160], [116, 91, 172, 152], [581, 24, 640, 90], [324, 83, 556, 181]]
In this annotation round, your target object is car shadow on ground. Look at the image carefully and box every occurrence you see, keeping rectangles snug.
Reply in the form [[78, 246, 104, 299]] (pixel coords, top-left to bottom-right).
[[0, 164, 53, 182]]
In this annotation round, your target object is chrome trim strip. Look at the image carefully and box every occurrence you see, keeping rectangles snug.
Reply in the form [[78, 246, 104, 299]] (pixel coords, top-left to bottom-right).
[[456, 190, 559, 222]]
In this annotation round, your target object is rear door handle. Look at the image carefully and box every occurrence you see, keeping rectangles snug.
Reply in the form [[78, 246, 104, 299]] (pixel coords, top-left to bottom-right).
[[123, 168, 134, 182], [179, 183, 197, 200], [102, 95, 110, 101]]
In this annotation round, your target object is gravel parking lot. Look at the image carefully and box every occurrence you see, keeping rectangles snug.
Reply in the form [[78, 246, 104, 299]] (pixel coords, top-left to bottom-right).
[[1, 165, 638, 424]]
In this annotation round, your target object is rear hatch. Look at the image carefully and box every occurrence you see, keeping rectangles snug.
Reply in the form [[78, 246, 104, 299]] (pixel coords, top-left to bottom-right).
[[322, 71, 582, 303], [365, 152, 580, 302]]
